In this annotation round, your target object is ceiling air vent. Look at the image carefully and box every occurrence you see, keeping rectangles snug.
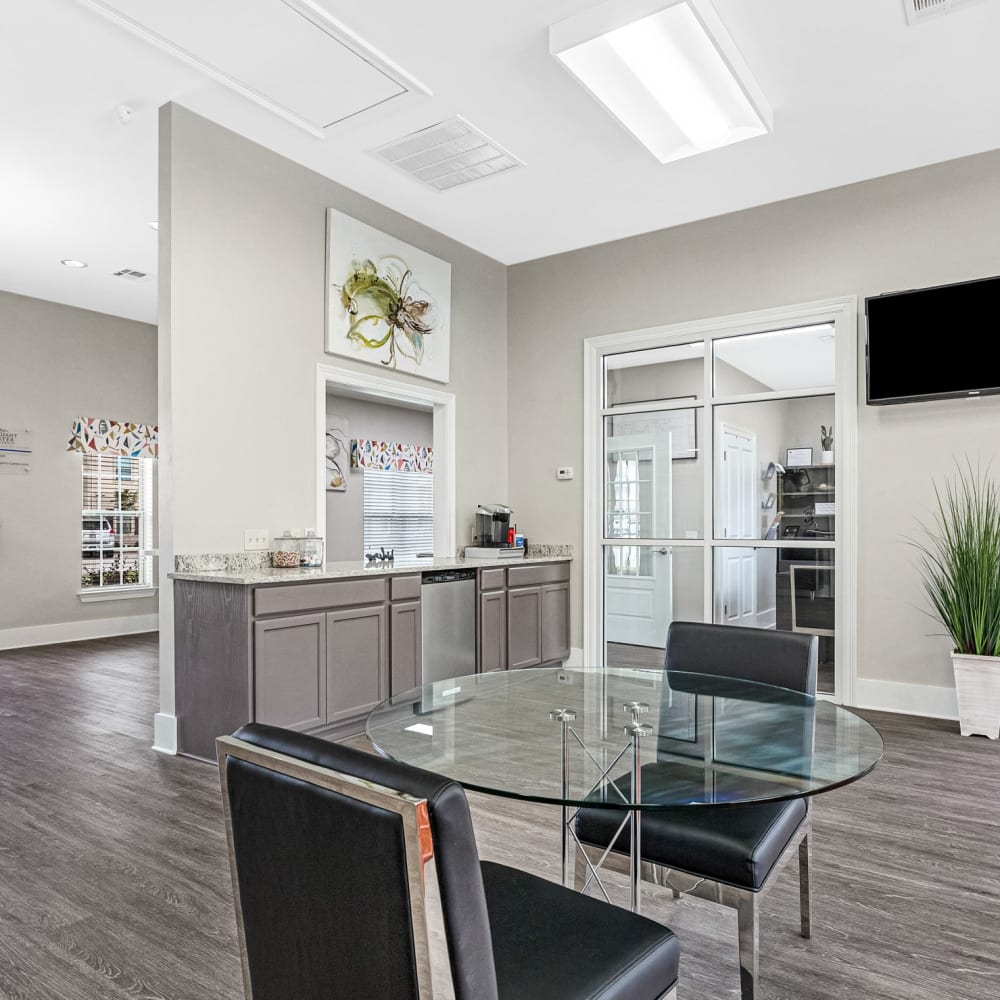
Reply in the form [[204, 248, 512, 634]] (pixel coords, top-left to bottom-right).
[[371, 117, 522, 192], [903, 0, 991, 25], [112, 268, 151, 280]]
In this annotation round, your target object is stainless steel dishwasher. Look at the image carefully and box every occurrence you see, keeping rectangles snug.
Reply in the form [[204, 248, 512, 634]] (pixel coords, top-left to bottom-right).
[[421, 568, 477, 682]]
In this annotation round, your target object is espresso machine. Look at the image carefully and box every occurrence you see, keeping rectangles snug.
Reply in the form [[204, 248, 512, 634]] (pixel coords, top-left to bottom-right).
[[475, 504, 512, 547]]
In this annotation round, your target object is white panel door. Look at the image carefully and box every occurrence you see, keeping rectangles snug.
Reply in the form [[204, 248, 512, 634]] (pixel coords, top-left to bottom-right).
[[604, 432, 673, 646], [717, 426, 757, 626]]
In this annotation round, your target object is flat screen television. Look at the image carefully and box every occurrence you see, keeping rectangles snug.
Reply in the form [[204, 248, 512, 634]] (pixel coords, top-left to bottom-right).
[[865, 275, 1000, 405]]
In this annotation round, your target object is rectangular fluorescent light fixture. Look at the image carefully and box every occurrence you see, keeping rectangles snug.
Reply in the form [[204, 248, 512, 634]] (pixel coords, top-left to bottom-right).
[[549, 0, 772, 164]]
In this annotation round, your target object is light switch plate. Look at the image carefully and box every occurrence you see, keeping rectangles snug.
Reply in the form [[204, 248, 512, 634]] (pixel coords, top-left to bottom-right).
[[556, 466, 574, 480], [245, 529, 269, 551]]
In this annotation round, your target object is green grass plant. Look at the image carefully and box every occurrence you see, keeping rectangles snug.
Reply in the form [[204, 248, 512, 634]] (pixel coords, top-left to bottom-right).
[[915, 460, 1000, 657]]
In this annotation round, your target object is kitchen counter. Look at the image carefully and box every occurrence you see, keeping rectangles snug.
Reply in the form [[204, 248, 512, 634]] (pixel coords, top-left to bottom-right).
[[169, 552, 571, 586]]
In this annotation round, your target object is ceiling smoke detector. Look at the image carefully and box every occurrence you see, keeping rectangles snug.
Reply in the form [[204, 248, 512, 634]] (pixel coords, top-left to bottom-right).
[[903, 0, 991, 25], [371, 117, 522, 191], [113, 267, 151, 280]]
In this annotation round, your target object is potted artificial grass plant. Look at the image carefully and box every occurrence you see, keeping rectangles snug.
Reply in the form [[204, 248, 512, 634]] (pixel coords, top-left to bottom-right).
[[916, 460, 1000, 739]]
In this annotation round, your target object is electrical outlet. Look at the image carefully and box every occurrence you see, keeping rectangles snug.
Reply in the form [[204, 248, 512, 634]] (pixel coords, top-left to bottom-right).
[[245, 529, 269, 551], [556, 466, 574, 480]]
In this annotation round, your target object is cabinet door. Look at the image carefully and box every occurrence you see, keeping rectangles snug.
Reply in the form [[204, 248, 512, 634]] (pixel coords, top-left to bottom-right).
[[478, 589, 507, 672], [540, 582, 571, 664], [507, 586, 542, 670], [390, 600, 422, 695], [327, 605, 388, 724], [253, 614, 326, 731]]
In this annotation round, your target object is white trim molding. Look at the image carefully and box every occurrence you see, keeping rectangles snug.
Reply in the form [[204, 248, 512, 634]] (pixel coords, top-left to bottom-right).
[[854, 677, 959, 721], [153, 712, 178, 755], [78, 586, 158, 604], [316, 363, 456, 558], [0, 614, 158, 651]]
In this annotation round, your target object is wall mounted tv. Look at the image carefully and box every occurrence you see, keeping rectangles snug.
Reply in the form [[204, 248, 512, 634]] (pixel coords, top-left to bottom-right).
[[866, 274, 1000, 405]]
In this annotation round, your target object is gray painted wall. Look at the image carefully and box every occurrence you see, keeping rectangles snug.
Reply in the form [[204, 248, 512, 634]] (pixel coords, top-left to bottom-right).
[[508, 148, 1000, 689], [160, 105, 508, 733], [162, 104, 508, 558], [0, 290, 158, 634], [324, 394, 433, 561]]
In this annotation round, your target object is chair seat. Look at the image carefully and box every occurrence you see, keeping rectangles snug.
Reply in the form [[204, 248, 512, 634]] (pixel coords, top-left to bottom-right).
[[481, 860, 679, 1000], [575, 780, 808, 892]]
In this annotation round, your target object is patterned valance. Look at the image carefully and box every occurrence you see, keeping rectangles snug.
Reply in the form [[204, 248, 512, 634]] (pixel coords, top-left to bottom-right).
[[68, 417, 158, 459], [351, 439, 432, 474]]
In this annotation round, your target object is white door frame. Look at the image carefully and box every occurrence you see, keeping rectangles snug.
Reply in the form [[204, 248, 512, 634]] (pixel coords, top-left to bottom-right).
[[315, 363, 456, 558], [583, 296, 858, 705]]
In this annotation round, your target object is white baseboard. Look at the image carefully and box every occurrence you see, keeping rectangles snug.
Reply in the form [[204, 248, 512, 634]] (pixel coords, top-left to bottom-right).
[[0, 614, 159, 651], [853, 677, 958, 721], [565, 646, 585, 668], [153, 712, 178, 755]]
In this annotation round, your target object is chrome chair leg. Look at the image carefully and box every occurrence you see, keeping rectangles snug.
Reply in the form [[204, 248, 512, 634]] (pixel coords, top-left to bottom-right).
[[735, 891, 758, 1000], [799, 832, 812, 939]]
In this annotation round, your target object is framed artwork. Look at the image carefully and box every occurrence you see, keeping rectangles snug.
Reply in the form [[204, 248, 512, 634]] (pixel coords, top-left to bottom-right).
[[325, 208, 451, 383], [326, 416, 349, 491], [786, 447, 813, 467]]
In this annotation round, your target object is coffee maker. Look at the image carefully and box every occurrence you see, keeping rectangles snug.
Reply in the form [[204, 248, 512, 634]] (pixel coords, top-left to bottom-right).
[[475, 504, 512, 547]]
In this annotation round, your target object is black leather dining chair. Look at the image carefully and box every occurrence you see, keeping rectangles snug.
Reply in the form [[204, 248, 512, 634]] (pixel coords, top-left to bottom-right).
[[217, 722, 680, 1000], [575, 621, 818, 1000]]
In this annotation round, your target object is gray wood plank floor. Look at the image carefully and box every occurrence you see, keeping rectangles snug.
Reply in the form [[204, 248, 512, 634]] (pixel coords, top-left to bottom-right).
[[1, 634, 998, 999]]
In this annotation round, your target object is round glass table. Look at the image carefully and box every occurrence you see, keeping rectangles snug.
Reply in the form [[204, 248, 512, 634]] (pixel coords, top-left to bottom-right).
[[366, 666, 884, 911]]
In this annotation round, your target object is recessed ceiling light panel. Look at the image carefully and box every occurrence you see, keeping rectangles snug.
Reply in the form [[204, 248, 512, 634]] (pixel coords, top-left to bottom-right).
[[61, 258, 88, 268], [550, 0, 772, 164]]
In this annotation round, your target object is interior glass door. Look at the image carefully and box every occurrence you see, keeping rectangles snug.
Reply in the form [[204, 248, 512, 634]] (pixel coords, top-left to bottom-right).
[[601, 320, 842, 697]]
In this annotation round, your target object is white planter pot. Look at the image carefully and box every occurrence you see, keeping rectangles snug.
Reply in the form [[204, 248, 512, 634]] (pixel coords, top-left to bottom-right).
[[952, 652, 1000, 739], [821, 450, 834, 465]]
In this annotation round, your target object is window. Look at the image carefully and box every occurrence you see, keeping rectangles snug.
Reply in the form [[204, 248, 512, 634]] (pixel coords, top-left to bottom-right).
[[362, 469, 433, 561], [81, 453, 153, 590]]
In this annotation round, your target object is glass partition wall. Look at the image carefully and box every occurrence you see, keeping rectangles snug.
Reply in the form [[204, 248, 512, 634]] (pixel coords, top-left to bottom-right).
[[602, 322, 840, 695]]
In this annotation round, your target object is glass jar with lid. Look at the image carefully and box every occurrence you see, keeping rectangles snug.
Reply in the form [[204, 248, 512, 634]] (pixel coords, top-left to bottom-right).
[[271, 532, 300, 568], [299, 531, 325, 567]]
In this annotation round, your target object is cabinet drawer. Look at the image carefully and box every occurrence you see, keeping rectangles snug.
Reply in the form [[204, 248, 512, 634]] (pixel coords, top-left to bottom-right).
[[506, 562, 570, 588], [391, 574, 421, 602], [254, 577, 387, 616], [479, 568, 506, 591]]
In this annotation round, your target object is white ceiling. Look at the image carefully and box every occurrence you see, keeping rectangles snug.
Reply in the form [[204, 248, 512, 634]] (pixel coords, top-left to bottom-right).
[[4, 0, 1000, 325]]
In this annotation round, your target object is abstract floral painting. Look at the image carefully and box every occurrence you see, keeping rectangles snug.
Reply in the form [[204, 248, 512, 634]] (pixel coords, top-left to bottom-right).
[[325, 209, 451, 383]]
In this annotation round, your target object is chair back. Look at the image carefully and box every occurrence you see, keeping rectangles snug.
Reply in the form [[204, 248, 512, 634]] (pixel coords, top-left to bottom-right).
[[218, 723, 500, 1000], [664, 621, 818, 695]]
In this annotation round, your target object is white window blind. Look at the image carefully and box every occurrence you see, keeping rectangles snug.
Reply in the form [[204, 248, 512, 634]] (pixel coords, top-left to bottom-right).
[[81, 454, 153, 590], [363, 469, 433, 560]]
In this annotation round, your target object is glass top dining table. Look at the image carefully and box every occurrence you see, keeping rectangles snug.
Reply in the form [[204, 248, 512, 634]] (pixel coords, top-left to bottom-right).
[[365, 666, 884, 810], [367, 665, 883, 913]]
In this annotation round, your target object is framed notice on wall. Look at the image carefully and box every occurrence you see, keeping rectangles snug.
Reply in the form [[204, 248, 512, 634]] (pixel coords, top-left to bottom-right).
[[0, 423, 31, 475]]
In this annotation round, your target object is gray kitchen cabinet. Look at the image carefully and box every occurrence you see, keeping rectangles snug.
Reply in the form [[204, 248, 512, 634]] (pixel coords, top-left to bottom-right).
[[253, 614, 326, 731], [390, 599, 422, 693], [541, 582, 571, 663], [477, 561, 571, 673], [507, 585, 543, 670], [326, 604, 388, 726], [478, 588, 507, 672]]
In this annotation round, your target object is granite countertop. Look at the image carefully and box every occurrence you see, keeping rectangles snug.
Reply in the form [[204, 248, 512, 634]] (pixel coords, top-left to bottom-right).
[[169, 551, 572, 586]]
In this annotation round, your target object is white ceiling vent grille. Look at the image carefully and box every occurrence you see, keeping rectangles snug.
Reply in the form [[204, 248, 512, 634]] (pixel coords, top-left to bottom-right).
[[113, 268, 151, 281], [371, 117, 522, 191], [904, 0, 991, 25]]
